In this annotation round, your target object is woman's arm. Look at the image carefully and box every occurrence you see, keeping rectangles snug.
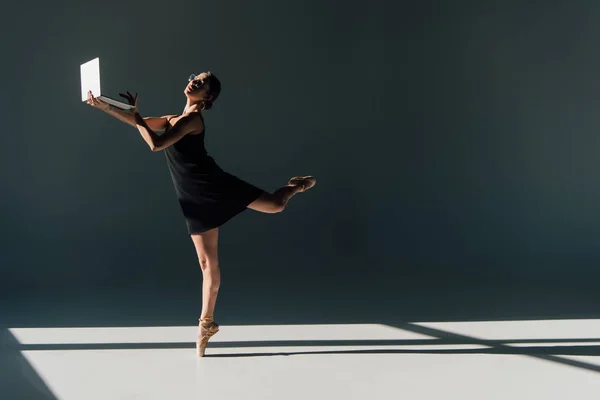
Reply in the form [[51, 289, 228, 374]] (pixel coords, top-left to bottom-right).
[[103, 105, 135, 126], [133, 112, 203, 152], [86, 91, 172, 131], [103, 105, 171, 131]]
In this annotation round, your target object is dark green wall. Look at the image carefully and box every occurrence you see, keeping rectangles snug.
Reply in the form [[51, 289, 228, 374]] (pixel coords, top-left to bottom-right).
[[2, 1, 600, 301]]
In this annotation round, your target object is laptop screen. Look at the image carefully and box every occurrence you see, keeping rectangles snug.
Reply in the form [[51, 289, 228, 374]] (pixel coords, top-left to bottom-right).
[[80, 57, 101, 102]]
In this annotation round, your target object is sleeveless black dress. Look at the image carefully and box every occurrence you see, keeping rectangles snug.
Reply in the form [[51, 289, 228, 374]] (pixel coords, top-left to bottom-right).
[[163, 115, 264, 234]]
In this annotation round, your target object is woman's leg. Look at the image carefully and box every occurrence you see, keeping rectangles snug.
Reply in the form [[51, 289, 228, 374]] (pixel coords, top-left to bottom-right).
[[248, 176, 316, 214], [190, 228, 221, 356]]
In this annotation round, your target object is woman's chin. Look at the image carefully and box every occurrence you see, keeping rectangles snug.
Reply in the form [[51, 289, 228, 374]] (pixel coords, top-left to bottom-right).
[[185, 92, 201, 101]]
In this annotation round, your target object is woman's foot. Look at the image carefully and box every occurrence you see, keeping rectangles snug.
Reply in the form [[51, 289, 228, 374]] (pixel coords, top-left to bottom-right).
[[288, 176, 316, 192], [197, 318, 220, 357]]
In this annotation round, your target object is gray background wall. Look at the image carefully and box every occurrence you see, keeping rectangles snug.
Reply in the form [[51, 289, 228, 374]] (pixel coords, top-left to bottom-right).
[[2, 0, 600, 322]]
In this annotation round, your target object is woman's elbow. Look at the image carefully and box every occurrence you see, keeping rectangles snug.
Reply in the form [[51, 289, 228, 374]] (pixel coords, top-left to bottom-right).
[[150, 139, 164, 152]]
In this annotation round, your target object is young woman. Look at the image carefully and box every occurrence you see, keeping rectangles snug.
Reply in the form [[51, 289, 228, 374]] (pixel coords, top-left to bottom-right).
[[86, 71, 316, 356]]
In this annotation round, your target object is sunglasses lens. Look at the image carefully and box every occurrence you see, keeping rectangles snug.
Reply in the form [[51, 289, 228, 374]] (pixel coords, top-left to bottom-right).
[[188, 74, 196, 82]]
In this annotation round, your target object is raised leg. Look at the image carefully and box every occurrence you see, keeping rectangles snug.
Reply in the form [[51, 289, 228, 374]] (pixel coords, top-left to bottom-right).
[[247, 176, 316, 214]]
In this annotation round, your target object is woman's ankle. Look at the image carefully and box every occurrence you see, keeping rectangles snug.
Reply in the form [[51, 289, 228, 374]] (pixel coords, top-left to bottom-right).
[[200, 315, 214, 323]]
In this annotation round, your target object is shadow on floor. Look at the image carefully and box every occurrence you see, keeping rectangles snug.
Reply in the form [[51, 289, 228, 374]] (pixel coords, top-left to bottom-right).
[[2, 274, 600, 397], [0, 329, 57, 400]]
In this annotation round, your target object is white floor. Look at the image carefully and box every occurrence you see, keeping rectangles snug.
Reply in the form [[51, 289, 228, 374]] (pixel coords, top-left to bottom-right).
[[8, 320, 600, 399]]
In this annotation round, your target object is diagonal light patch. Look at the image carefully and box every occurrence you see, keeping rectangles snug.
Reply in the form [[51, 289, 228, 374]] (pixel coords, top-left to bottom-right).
[[8, 323, 600, 400], [414, 319, 600, 342], [8, 323, 487, 400], [10, 323, 486, 352], [403, 319, 600, 372], [10, 324, 433, 344]]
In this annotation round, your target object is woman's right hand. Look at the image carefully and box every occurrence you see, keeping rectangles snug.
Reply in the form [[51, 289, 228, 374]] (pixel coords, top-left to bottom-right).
[[86, 91, 110, 111], [118, 91, 139, 114]]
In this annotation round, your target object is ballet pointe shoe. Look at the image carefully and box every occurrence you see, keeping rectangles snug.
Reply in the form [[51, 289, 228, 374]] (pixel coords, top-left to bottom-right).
[[288, 176, 316, 192], [197, 318, 219, 357]]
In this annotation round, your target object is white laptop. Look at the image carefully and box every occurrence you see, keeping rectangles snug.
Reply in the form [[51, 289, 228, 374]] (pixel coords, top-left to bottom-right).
[[80, 57, 134, 110]]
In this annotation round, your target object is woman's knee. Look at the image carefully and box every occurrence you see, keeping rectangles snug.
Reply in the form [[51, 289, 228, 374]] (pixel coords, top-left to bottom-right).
[[267, 192, 287, 213], [191, 229, 219, 271], [271, 198, 286, 213], [198, 254, 219, 272], [247, 192, 286, 213]]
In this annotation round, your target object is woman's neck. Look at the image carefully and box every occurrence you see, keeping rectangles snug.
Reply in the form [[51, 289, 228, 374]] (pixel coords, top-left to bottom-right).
[[184, 100, 203, 115]]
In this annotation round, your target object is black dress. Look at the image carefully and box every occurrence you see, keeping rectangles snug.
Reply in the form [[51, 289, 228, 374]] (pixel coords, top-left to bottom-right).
[[163, 115, 264, 234]]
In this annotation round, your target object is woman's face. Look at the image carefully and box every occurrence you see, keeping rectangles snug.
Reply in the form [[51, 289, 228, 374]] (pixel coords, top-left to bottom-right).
[[185, 72, 212, 101]]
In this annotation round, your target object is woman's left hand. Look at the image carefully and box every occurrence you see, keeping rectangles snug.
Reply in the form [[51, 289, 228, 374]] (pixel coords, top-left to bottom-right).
[[119, 91, 139, 114]]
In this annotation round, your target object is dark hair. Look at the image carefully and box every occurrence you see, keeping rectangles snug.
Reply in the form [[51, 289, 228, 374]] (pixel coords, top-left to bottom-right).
[[203, 72, 221, 110]]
